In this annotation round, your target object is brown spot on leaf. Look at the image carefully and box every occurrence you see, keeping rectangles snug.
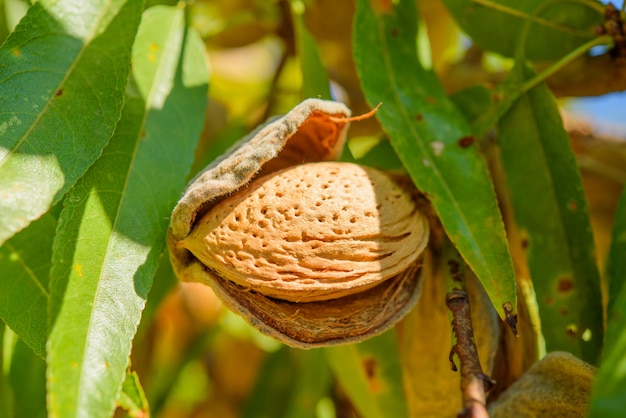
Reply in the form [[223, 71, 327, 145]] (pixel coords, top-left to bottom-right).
[[390, 27, 399, 37], [448, 259, 460, 275], [558, 278, 574, 293], [560, 307, 569, 316], [362, 357, 381, 393], [415, 114, 423, 122], [447, 259, 463, 282], [521, 238, 530, 250], [568, 200, 578, 211], [503, 302, 518, 336], [55, 89, 64, 97], [458, 136, 475, 148], [492, 92, 503, 103], [566, 324, 578, 337], [371, 0, 393, 14]]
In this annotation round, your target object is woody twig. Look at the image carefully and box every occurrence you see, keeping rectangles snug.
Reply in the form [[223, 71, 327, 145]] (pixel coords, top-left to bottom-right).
[[447, 289, 496, 418]]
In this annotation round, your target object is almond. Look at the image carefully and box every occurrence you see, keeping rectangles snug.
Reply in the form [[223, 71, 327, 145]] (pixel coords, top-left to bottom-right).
[[179, 161, 429, 303], [168, 99, 429, 347]]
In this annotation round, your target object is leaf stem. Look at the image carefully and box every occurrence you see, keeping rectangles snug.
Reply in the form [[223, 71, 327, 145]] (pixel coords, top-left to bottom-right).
[[520, 35, 613, 94]]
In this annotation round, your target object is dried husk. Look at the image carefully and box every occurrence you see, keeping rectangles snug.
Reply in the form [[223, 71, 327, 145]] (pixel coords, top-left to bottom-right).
[[488, 351, 596, 418], [167, 99, 427, 348]]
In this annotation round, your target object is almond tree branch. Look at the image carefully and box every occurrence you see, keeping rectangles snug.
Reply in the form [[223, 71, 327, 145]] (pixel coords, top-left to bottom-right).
[[447, 289, 496, 418]]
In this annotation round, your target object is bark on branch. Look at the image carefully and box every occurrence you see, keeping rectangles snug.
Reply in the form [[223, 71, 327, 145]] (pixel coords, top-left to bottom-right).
[[447, 289, 496, 418]]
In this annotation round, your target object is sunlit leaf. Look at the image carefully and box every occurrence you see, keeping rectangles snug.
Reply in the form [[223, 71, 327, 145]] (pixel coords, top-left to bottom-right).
[[0, 0, 142, 245], [353, 0, 516, 322], [117, 370, 149, 418], [47, 5, 208, 418]]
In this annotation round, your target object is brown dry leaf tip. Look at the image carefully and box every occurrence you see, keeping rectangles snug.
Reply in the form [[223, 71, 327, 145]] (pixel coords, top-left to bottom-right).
[[502, 302, 518, 337], [329, 102, 382, 123], [167, 99, 430, 348]]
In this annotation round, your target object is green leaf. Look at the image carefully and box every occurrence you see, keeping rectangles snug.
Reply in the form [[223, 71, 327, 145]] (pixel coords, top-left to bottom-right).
[[0, 207, 59, 358], [353, 0, 516, 322], [0, 0, 143, 245], [5, 336, 46, 418], [117, 370, 149, 418], [243, 348, 331, 418], [47, 5, 208, 418], [325, 331, 408, 418], [442, 0, 604, 61], [607, 188, 626, 316], [283, 349, 331, 418], [242, 347, 295, 418], [350, 138, 404, 171], [497, 69, 603, 364], [291, 0, 331, 100], [588, 188, 626, 416], [450, 85, 494, 125]]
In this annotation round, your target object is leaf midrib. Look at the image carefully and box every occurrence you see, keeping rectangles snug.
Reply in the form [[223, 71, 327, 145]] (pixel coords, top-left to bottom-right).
[[372, 11, 497, 295], [74, 8, 183, 411]]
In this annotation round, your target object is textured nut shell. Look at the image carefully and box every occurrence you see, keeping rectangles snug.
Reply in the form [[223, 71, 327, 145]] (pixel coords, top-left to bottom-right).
[[179, 162, 429, 302]]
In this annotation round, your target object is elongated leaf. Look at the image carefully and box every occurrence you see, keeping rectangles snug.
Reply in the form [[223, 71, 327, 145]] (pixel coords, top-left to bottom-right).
[[353, 0, 516, 322], [607, 188, 626, 315], [242, 348, 295, 418], [442, 0, 603, 61], [0, 208, 58, 358], [283, 349, 331, 418], [47, 6, 208, 418], [6, 337, 46, 418], [325, 331, 408, 418], [243, 348, 331, 418], [117, 370, 149, 418], [497, 70, 603, 364], [588, 188, 626, 416], [0, 0, 143, 245], [291, 0, 331, 100]]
